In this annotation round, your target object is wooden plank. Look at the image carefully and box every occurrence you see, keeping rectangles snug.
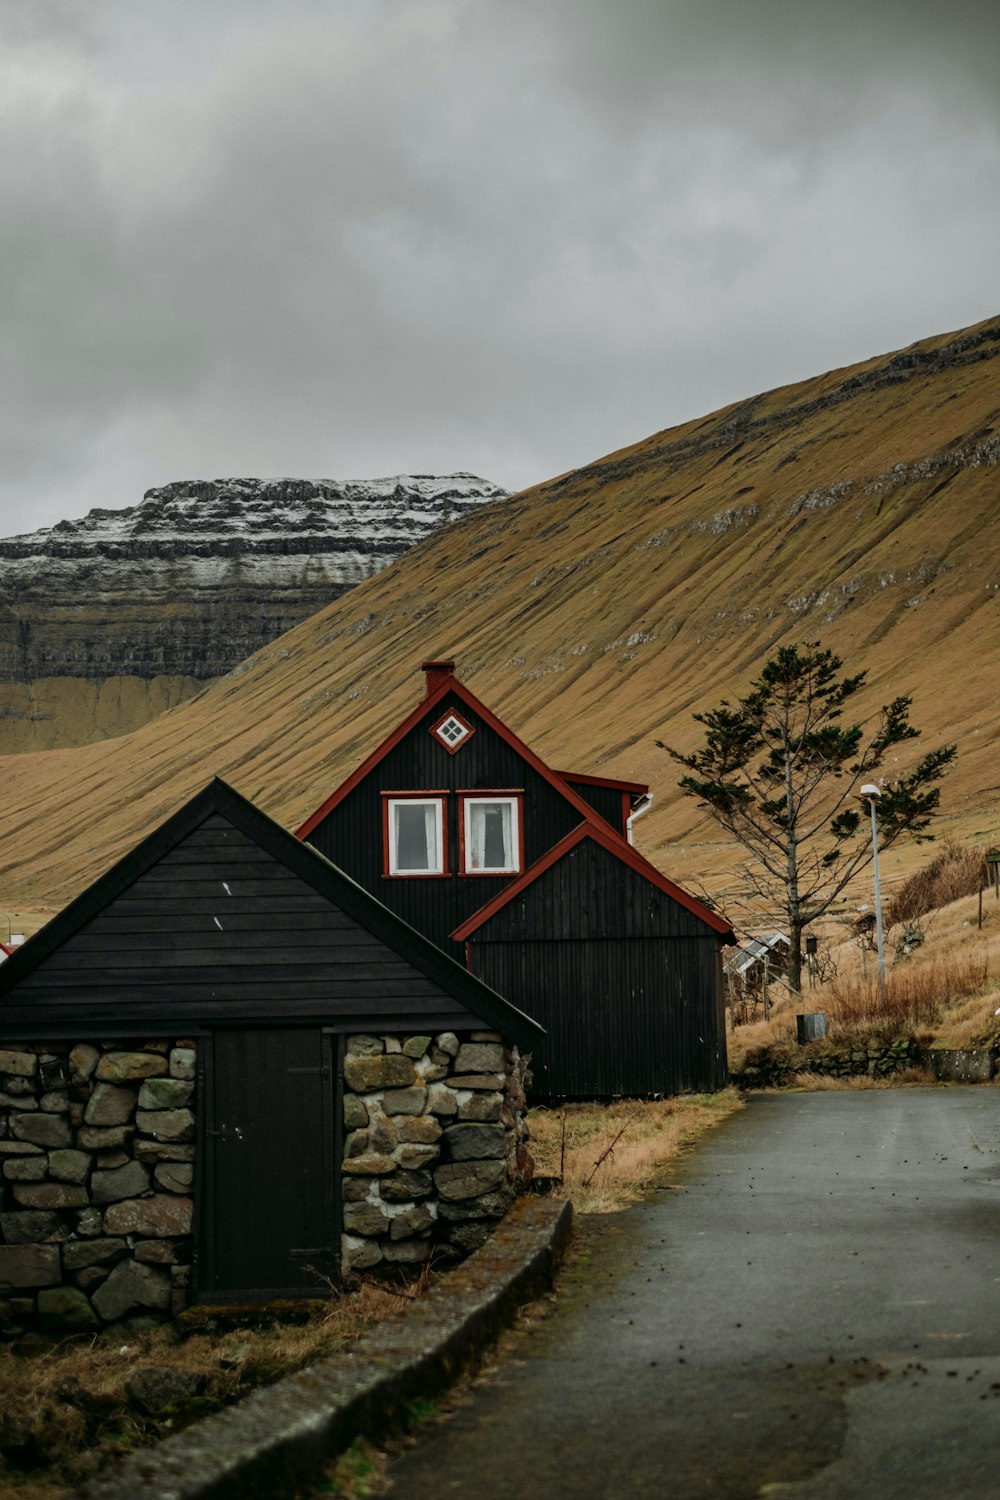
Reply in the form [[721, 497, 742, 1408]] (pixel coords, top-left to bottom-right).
[[122, 878, 309, 900], [104, 894, 337, 917], [33, 956, 438, 982], [59, 925, 386, 954], [77, 909, 362, 935], [138, 860, 299, 883], [17, 976, 450, 1002]]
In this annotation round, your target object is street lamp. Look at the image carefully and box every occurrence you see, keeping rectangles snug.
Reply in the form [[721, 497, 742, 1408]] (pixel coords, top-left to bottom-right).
[[860, 784, 886, 998]]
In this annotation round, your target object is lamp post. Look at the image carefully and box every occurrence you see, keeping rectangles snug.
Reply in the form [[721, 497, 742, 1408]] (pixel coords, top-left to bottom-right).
[[860, 784, 886, 998]]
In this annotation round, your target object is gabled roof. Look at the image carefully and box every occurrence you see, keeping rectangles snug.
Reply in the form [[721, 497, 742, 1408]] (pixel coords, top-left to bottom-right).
[[295, 666, 609, 839], [555, 770, 650, 797], [0, 778, 544, 1045], [451, 818, 735, 942], [726, 932, 789, 976]]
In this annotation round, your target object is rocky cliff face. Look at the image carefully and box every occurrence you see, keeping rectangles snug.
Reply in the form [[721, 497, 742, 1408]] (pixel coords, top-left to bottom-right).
[[0, 474, 506, 750]]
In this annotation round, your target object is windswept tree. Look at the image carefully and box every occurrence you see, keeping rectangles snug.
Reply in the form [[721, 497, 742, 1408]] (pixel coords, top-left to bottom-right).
[[659, 643, 956, 992]]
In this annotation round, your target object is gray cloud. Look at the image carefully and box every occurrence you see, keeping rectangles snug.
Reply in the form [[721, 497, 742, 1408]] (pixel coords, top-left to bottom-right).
[[1, 0, 998, 535]]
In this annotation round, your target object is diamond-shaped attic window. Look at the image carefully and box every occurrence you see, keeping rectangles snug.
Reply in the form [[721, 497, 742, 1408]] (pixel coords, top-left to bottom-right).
[[432, 710, 474, 753]]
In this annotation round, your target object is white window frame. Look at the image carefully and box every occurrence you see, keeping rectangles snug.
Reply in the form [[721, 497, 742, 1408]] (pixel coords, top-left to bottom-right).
[[386, 796, 446, 876], [432, 711, 474, 752], [461, 794, 521, 876]]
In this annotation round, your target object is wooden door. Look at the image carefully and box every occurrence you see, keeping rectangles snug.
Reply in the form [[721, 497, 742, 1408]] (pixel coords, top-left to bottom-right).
[[198, 1028, 338, 1299]]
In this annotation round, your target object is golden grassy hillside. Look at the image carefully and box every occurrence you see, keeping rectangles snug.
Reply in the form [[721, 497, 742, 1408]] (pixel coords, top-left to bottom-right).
[[3, 314, 999, 923]]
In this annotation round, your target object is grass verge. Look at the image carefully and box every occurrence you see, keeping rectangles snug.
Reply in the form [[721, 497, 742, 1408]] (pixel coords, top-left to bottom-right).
[[527, 1090, 744, 1214], [0, 1281, 407, 1499]]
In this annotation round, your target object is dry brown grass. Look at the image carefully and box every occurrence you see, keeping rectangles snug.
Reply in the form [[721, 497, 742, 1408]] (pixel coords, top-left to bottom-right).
[[787, 1067, 933, 1091], [0, 1281, 404, 1498], [886, 842, 987, 929], [825, 953, 989, 1034], [727, 880, 1000, 1077], [528, 1091, 744, 1214]]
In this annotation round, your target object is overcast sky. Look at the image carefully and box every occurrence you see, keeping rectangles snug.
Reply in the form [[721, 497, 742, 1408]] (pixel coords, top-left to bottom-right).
[[2, 0, 998, 536]]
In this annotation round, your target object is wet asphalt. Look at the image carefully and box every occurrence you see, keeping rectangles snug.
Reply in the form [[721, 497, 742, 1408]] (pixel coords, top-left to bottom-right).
[[384, 1088, 1000, 1499]]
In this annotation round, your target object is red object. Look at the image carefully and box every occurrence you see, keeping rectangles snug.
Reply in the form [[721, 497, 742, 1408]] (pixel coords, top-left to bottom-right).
[[421, 659, 457, 696]]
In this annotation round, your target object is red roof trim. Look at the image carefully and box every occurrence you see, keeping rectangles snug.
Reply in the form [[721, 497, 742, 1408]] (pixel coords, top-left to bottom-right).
[[451, 820, 734, 942], [555, 770, 650, 795], [296, 672, 607, 839], [0, 942, 14, 957]]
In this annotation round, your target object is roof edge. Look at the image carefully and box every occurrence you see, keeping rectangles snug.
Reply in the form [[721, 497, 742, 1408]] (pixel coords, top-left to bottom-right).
[[452, 820, 735, 942], [295, 671, 608, 838]]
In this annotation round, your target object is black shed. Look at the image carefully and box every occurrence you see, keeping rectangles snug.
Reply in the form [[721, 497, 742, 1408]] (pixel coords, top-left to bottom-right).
[[0, 780, 541, 1326]]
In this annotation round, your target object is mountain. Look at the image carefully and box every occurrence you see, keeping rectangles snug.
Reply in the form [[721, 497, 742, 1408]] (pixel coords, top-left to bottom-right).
[[0, 473, 507, 751], [3, 315, 999, 922]]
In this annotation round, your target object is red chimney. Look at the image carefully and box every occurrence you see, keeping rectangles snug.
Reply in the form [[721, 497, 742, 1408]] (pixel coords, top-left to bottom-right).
[[421, 658, 456, 696]]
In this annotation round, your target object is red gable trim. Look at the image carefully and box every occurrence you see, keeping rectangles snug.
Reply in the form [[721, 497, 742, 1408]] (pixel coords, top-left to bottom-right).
[[296, 672, 607, 840], [0, 942, 14, 958], [555, 770, 650, 795], [451, 819, 735, 942]]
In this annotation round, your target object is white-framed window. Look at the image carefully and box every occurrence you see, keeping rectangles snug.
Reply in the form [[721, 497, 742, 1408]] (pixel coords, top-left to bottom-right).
[[461, 794, 521, 875], [385, 797, 445, 876]]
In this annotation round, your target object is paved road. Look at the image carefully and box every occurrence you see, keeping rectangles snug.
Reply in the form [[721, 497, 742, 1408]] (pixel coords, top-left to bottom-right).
[[385, 1089, 1000, 1499]]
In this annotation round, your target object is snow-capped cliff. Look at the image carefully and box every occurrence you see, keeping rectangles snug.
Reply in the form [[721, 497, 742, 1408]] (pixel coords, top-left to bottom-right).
[[0, 473, 507, 750]]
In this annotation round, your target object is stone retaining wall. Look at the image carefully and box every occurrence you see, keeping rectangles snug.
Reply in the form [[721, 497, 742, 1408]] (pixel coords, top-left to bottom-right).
[[732, 1038, 926, 1089], [342, 1030, 532, 1270], [0, 1041, 195, 1336], [1, 1029, 533, 1331]]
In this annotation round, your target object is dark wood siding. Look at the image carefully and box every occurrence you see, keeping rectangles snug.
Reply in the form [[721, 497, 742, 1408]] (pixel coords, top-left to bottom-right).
[[3, 813, 489, 1033], [476, 839, 715, 941], [471, 938, 726, 1098], [467, 839, 727, 1097], [198, 1028, 338, 1299], [305, 697, 585, 953], [561, 780, 627, 834]]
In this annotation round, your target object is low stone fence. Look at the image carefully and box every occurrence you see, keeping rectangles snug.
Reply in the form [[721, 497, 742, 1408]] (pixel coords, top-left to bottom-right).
[[732, 1038, 927, 1089], [0, 1041, 195, 1335]]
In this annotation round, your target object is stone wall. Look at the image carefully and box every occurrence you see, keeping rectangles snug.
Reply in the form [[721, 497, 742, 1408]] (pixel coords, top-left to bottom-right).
[[1, 1029, 533, 1329], [0, 1041, 195, 1336], [342, 1030, 532, 1272], [732, 1037, 925, 1088]]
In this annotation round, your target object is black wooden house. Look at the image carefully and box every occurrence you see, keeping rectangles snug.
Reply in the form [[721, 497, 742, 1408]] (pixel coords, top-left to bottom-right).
[[298, 660, 734, 1097], [0, 779, 541, 1318]]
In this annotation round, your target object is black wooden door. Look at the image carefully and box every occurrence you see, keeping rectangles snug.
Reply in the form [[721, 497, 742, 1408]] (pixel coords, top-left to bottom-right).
[[198, 1028, 337, 1299]]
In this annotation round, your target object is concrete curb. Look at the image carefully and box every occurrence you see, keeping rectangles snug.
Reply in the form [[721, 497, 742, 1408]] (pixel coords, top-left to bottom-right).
[[72, 1195, 573, 1500]]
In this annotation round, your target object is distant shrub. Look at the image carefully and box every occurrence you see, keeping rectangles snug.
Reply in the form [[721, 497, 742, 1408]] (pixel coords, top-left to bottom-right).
[[886, 841, 987, 928], [827, 953, 989, 1036]]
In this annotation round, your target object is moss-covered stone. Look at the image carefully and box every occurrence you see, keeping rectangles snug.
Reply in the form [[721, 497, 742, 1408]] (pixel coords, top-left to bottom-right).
[[95, 1052, 168, 1083], [343, 1094, 369, 1129], [38, 1285, 100, 1332], [343, 1055, 416, 1091]]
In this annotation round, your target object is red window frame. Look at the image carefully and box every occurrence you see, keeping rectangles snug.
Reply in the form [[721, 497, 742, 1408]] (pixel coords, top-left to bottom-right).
[[457, 791, 524, 876], [381, 791, 450, 878], [429, 708, 475, 755]]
